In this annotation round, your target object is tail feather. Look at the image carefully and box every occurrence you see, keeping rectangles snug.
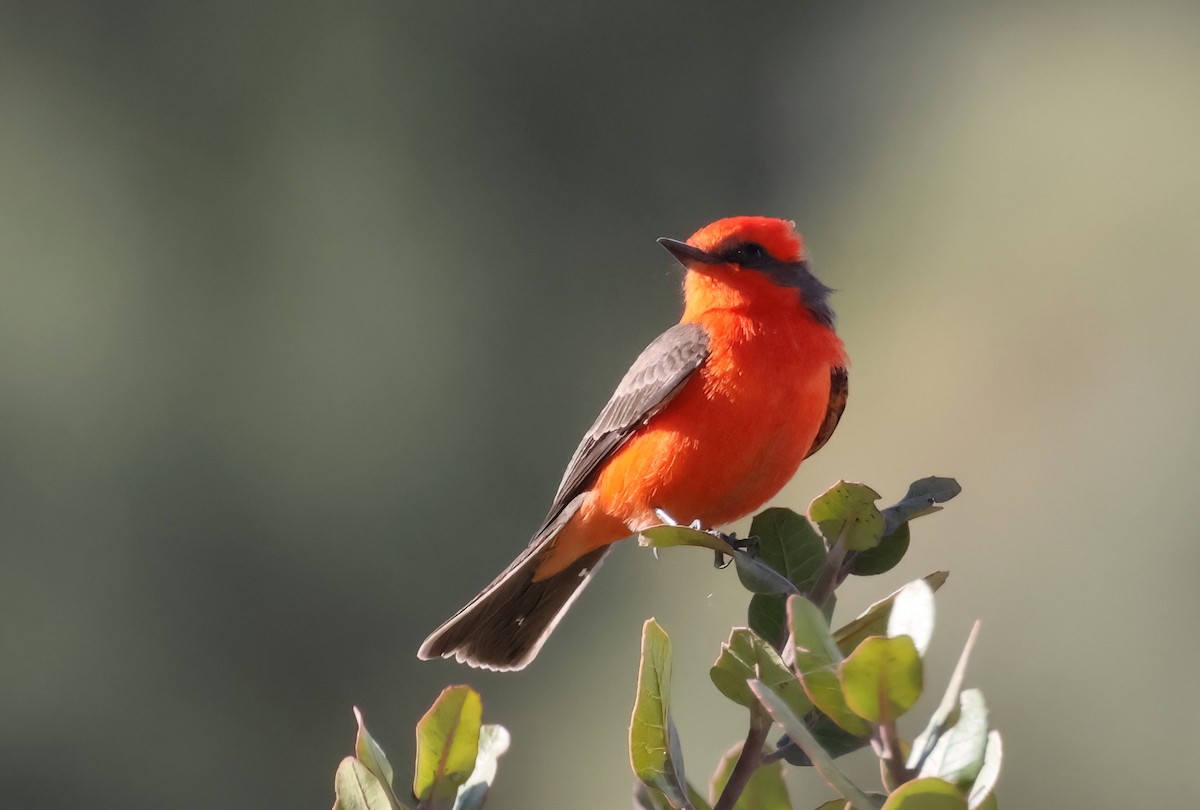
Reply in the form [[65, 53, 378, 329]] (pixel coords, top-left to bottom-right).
[[417, 542, 610, 671]]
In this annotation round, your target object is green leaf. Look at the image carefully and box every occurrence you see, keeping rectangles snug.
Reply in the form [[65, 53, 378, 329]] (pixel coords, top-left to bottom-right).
[[908, 621, 980, 772], [413, 686, 482, 805], [634, 783, 675, 810], [347, 707, 407, 810], [849, 522, 910, 576], [335, 757, 399, 810], [919, 690, 989, 786], [974, 794, 998, 810], [834, 572, 949, 656], [633, 783, 710, 810], [353, 707, 395, 790], [811, 801, 850, 810], [856, 478, 960, 577], [776, 711, 873, 766], [746, 507, 827, 591], [710, 630, 760, 708], [809, 481, 884, 551], [887, 579, 936, 655], [748, 594, 787, 649], [452, 724, 511, 810], [639, 524, 737, 554], [710, 628, 812, 717], [881, 477, 962, 535], [789, 596, 871, 737], [639, 524, 798, 596], [966, 731, 1002, 810], [709, 741, 791, 810], [790, 595, 843, 665], [731, 554, 804, 596], [880, 777, 967, 810], [630, 619, 691, 809], [840, 636, 923, 723], [748, 680, 881, 810]]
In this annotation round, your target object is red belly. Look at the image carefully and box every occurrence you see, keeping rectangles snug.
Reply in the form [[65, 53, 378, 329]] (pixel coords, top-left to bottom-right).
[[535, 308, 844, 579]]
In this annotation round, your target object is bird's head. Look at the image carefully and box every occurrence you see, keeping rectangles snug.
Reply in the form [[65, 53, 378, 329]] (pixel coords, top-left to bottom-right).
[[659, 216, 834, 327]]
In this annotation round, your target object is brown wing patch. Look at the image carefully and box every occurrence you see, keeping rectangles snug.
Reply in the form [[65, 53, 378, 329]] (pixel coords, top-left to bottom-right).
[[534, 322, 710, 537], [805, 366, 848, 459]]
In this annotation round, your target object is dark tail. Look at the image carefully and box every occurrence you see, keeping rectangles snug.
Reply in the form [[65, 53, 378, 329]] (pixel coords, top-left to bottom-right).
[[417, 542, 610, 671]]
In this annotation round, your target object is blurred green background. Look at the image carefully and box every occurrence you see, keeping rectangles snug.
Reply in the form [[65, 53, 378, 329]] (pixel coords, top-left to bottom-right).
[[3, 2, 1199, 808]]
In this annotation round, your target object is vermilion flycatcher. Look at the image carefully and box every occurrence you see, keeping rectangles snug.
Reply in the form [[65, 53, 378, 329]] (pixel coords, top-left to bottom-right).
[[419, 216, 848, 670]]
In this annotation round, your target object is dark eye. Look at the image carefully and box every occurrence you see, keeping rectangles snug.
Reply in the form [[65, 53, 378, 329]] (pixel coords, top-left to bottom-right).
[[736, 243, 768, 263]]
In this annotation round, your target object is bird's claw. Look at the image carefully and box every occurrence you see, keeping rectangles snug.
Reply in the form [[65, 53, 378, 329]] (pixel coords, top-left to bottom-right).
[[721, 532, 759, 553], [711, 532, 759, 570]]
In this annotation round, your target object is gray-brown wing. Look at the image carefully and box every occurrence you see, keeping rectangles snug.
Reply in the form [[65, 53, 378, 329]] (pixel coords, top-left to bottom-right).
[[534, 322, 711, 535], [805, 366, 849, 459]]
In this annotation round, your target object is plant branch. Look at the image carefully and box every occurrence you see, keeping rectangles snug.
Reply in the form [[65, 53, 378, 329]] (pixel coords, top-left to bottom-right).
[[806, 527, 849, 609], [713, 706, 771, 810]]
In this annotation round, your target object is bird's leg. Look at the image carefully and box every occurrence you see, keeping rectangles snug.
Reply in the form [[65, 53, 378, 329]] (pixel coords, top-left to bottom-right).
[[655, 509, 728, 567], [653, 508, 699, 528], [718, 531, 758, 552], [651, 509, 757, 569]]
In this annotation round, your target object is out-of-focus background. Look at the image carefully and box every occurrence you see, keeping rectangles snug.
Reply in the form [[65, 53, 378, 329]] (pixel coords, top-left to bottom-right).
[[2, 2, 1198, 808]]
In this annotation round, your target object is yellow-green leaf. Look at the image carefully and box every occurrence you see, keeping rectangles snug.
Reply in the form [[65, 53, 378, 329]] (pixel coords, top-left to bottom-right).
[[629, 619, 690, 809], [639, 524, 797, 595], [881, 777, 967, 810], [809, 481, 884, 551], [413, 686, 482, 804], [789, 596, 871, 737], [840, 636, 923, 723]]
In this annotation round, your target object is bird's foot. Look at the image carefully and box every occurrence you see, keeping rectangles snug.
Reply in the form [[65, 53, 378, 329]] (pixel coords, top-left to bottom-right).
[[653, 508, 703, 531], [711, 531, 758, 569]]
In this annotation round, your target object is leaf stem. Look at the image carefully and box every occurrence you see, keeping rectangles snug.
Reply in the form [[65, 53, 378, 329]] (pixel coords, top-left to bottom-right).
[[876, 717, 910, 790], [712, 707, 770, 810]]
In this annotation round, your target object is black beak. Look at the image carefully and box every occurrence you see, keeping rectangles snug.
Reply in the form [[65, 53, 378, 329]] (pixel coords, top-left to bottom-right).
[[657, 237, 721, 267]]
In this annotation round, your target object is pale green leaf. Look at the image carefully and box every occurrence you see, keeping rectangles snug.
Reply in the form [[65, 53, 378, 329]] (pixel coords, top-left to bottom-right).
[[335, 757, 398, 810], [353, 707, 394, 789], [920, 690, 989, 786], [966, 731, 1002, 810], [908, 622, 980, 771], [834, 572, 949, 656], [452, 724, 511, 810], [887, 579, 936, 655]]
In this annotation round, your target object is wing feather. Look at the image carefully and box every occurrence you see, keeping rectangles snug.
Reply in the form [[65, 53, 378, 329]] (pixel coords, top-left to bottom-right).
[[805, 366, 849, 459], [535, 322, 711, 535]]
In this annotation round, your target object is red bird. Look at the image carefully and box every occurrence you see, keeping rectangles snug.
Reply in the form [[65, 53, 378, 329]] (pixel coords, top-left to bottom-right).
[[419, 216, 848, 670]]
